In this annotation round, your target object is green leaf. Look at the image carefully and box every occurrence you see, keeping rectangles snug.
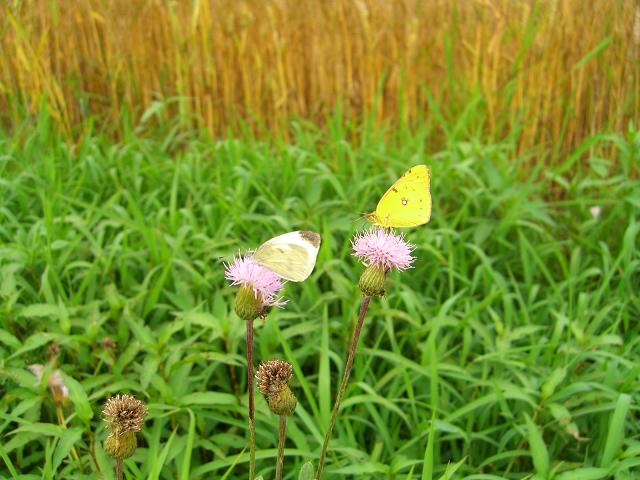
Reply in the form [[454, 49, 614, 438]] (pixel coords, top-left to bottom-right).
[[525, 414, 549, 477], [140, 355, 160, 390], [0, 367, 39, 389], [60, 372, 93, 422], [541, 367, 566, 400], [183, 311, 218, 330], [0, 329, 21, 350], [178, 392, 237, 407], [299, 462, 314, 480], [547, 403, 580, 439], [436, 457, 466, 480], [179, 409, 195, 480], [12, 423, 63, 436], [123, 315, 156, 350], [0, 442, 19, 479], [573, 37, 612, 70], [57, 297, 70, 334], [330, 463, 387, 474], [18, 303, 61, 318], [600, 393, 631, 467], [8, 333, 53, 359], [52, 427, 83, 471], [422, 410, 436, 480], [148, 428, 177, 480], [555, 467, 609, 480]]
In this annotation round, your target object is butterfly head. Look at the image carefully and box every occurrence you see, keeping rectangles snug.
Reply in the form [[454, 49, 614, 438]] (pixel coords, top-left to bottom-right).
[[362, 211, 379, 224]]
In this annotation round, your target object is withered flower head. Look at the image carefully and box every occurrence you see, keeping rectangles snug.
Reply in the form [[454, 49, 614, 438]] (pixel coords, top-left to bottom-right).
[[28, 364, 69, 404], [102, 394, 147, 434], [256, 359, 292, 396], [256, 360, 296, 416], [101, 394, 148, 460]]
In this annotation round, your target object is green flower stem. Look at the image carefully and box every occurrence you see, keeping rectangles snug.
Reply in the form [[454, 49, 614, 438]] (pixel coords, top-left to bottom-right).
[[247, 318, 256, 480], [55, 404, 81, 464], [276, 415, 287, 480], [316, 295, 372, 479], [115, 459, 123, 480]]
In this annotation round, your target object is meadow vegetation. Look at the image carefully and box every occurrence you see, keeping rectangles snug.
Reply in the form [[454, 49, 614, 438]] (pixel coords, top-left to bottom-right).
[[0, 111, 638, 478], [1, 0, 639, 478]]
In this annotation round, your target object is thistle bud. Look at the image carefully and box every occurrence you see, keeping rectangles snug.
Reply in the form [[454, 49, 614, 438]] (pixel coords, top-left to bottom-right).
[[104, 430, 137, 459], [358, 265, 387, 297], [235, 285, 263, 321], [256, 360, 297, 416], [102, 394, 147, 460]]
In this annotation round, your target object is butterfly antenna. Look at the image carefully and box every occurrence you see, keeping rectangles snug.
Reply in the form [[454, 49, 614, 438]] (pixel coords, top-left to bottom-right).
[[353, 213, 366, 224]]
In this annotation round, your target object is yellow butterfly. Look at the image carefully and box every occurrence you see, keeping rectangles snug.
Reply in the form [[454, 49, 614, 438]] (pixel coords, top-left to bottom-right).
[[364, 164, 432, 228]]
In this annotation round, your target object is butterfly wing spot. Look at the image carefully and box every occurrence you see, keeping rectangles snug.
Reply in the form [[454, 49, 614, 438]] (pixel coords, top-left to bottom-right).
[[402, 198, 408, 205], [299, 231, 321, 248]]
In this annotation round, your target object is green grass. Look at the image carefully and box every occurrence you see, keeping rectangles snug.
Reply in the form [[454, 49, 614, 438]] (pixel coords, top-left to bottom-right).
[[0, 113, 639, 479]]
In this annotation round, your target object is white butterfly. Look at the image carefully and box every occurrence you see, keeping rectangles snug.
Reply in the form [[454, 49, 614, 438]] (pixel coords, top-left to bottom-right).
[[253, 231, 321, 282]]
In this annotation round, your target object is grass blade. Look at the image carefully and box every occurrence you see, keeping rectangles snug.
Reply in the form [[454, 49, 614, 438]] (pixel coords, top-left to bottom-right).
[[600, 394, 631, 468]]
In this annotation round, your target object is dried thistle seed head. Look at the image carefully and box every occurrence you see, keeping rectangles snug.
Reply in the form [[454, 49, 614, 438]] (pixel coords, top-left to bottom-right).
[[256, 360, 297, 415], [102, 394, 147, 434], [256, 360, 293, 397]]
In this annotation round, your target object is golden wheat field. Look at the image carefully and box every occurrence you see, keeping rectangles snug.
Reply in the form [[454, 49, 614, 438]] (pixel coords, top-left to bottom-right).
[[1, 0, 639, 153]]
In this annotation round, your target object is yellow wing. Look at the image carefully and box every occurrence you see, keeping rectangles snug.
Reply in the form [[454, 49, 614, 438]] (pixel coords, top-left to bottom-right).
[[368, 165, 432, 228]]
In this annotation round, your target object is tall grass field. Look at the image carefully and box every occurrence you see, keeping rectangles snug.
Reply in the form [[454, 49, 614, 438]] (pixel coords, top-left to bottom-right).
[[1, 0, 639, 154], [1, 0, 640, 479]]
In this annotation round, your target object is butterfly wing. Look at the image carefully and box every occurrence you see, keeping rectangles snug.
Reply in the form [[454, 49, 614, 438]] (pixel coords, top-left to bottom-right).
[[253, 231, 321, 282], [374, 164, 432, 228]]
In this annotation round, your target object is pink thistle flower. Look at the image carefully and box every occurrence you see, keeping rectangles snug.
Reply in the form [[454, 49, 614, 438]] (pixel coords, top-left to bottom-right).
[[352, 228, 416, 271], [224, 254, 287, 308]]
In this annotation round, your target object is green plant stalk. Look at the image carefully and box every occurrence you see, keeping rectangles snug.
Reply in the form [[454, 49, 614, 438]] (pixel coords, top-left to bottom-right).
[[247, 318, 256, 480], [276, 415, 287, 480], [316, 295, 372, 479], [55, 404, 81, 463], [115, 458, 123, 480]]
